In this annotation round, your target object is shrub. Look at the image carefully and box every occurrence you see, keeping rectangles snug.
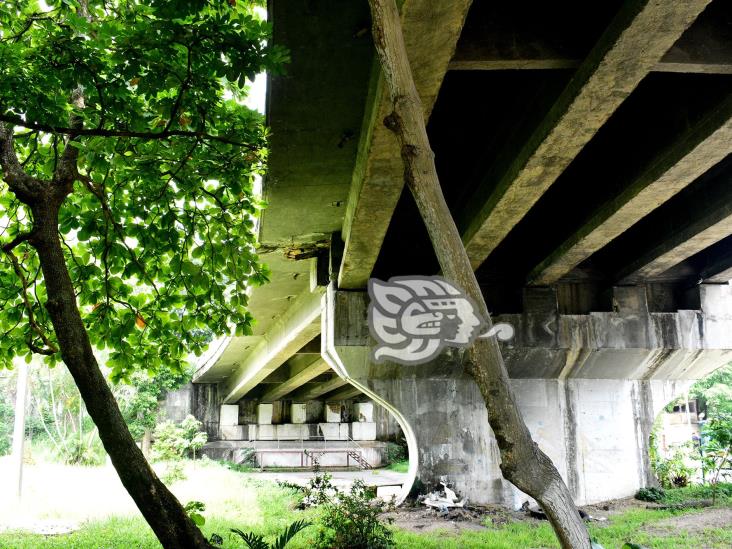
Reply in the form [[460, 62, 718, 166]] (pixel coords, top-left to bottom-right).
[[384, 441, 406, 464], [152, 415, 207, 461], [0, 397, 14, 456], [653, 450, 694, 488], [231, 519, 311, 549], [314, 480, 394, 549], [634, 487, 665, 503], [161, 461, 186, 485]]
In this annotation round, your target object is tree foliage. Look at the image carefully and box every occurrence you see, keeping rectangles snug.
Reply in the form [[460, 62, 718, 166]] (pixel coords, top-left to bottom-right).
[[0, 0, 286, 380], [117, 363, 192, 440]]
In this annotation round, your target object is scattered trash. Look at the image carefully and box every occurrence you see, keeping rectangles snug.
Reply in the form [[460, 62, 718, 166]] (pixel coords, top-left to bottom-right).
[[420, 480, 466, 514]]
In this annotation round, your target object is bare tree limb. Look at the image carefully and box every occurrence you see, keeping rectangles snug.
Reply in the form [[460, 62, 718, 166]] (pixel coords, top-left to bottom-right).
[[367, 1, 591, 547], [0, 114, 259, 150], [0, 123, 46, 202]]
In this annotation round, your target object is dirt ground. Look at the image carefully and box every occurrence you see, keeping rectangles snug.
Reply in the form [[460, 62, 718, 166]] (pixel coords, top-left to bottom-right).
[[383, 496, 729, 535], [643, 507, 732, 537]]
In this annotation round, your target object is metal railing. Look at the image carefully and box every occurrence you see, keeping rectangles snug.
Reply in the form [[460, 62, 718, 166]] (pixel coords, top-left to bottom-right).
[[253, 424, 371, 469]]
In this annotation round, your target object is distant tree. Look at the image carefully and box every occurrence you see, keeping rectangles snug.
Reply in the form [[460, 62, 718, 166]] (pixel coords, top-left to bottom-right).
[[0, 1, 285, 546], [0, 378, 12, 455], [118, 362, 193, 445], [690, 364, 732, 489]]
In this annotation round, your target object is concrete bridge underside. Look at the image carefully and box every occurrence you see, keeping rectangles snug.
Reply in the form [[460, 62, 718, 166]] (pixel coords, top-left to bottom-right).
[[190, 0, 732, 506]]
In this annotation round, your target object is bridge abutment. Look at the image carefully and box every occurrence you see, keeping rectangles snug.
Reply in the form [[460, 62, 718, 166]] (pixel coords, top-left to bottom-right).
[[323, 283, 732, 506]]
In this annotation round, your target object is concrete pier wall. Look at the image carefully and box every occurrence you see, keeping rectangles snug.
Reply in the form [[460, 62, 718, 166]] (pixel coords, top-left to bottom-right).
[[324, 285, 732, 506]]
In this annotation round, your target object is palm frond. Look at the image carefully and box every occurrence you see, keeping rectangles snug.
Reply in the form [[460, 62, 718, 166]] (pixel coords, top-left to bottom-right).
[[230, 528, 270, 549], [272, 520, 312, 549]]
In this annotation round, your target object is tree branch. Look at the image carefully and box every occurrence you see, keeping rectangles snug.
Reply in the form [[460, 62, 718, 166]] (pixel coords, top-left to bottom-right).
[[0, 123, 46, 203], [2, 247, 58, 355], [0, 114, 258, 150], [2, 231, 35, 253]]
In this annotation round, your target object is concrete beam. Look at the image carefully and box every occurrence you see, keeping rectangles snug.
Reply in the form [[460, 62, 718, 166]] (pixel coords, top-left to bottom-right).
[[450, 13, 732, 74], [326, 385, 363, 401], [260, 358, 331, 402], [338, 0, 473, 289], [701, 254, 732, 284], [461, 0, 710, 271], [292, 376, 348, 401], [530, 96, 732, 285], [617, 181, 732, 282], [221, 288, 324, 403]]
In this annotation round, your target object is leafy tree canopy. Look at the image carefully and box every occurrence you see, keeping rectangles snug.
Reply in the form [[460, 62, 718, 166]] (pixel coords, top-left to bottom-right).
[[0, 0, 286, 380]]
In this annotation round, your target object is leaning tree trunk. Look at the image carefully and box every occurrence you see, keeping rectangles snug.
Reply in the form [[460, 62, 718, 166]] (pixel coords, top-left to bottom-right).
[[366, 1, 591, 547], [29, 199, 212, 549]]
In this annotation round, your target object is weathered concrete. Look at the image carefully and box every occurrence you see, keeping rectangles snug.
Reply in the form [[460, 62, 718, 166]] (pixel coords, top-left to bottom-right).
[[530, 95, 732, 285], [322, 284, 732, 506], [260, 358, 331, 402], [292, 375, 348, 401], [450, 3, 732, 74], [162, 383, 220, 440], [201, 440, 390, 469], [339, 0, 473, 289], [460, 0, 711, 271], [620, 170, 732, 281], [221, 288, 324, 403]]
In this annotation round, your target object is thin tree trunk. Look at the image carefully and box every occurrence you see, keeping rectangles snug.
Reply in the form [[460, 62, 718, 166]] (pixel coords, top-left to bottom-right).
[[28, 200, 212, 549], [366, 1, 591, 547], [142, 428, 153, 458], [11, 360, 29, 500]]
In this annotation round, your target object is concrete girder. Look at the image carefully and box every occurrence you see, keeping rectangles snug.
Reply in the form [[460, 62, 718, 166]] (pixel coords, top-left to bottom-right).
[[338, 0, 473, 289], [701, 255, 732, 284], [221, 288, 324, 404], [530, 95, 732, 285], [616, 179, 732, 282], [259, 358, 331, 402], [324, 385, 363, 402], [291, 376, 348, 401], [450, 5, 732, 75], [460, 0, 711, 271]]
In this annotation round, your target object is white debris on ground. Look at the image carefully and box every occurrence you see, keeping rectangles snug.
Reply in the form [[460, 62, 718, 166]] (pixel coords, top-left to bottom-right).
[[420, 481, 466, 515], [0, 519, 79, 535]]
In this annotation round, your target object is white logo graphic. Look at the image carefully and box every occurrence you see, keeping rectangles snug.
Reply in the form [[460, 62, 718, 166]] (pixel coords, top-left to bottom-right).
[[368, 276, 515, 365]]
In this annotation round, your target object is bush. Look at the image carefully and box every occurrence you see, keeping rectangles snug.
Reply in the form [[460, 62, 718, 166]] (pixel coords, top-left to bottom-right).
[[384, 441, 406, 464], [161, 461, 186, 485], [652, 450, 694, 488], [0, 397, 13, 456], [634, 487, 665, 503], [314, 480, 394, 549], [231, 520, 311, 549], [152, 415, 207, 461]]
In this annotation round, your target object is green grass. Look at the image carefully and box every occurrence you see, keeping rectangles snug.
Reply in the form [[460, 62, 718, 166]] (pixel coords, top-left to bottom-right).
[[1, 464, 730, 549], [387, 459, 409, 473], [0, 481, 319, 549], [3, 506, 730, 549], [657, 483, 732, 505]]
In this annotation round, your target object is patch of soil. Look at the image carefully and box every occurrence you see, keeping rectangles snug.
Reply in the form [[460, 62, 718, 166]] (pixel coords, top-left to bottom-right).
[[382, 504, 533, 535], [643, 507, 732, 537]]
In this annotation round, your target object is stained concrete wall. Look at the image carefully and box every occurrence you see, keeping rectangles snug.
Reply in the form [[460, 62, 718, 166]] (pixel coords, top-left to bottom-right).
[[162, 383, 220, 440], [326, 285, 732, 506]]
